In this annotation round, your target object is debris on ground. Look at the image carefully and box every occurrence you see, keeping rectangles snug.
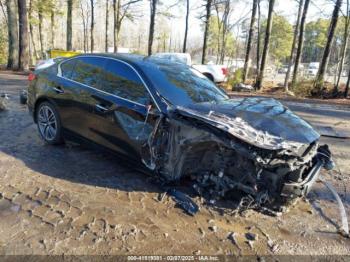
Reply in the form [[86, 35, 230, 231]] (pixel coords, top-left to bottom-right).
[[208, 225, 218, 233], [167, 189, 199, 216], [0, 93, 9, 111], [227, 232, 241, 252], [245, 232, 258, 241], [319, 177, 349, 238]]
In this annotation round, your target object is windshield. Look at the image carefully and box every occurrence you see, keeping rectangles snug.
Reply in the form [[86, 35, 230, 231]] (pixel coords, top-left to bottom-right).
[[142, 59, 229, 106]]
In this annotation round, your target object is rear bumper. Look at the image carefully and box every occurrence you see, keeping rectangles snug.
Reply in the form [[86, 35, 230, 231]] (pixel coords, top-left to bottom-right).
[[281, 160, 323, 199]]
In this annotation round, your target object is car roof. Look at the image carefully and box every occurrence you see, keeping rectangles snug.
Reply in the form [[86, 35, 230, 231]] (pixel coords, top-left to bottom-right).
[[69, 53, 189, 71]]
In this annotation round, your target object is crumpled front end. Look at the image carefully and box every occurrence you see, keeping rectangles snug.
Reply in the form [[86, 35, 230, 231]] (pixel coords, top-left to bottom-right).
[[141, 100, 332, 207]]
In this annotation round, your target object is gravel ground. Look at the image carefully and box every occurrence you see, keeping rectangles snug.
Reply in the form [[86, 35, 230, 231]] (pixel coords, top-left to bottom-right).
[[0, 71, 349, 256]]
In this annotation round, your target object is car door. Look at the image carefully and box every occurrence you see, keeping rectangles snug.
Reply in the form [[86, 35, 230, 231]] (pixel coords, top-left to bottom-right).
[[87, 58, 159, 161], [55, 56, 106, 139]]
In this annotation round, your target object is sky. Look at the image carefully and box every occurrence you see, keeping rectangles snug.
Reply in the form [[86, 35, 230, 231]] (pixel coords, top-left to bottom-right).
[[166, 0, 338, 42]]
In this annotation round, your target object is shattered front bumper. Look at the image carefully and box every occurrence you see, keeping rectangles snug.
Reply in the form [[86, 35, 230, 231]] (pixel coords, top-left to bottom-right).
[[281, 160, 323, 199]]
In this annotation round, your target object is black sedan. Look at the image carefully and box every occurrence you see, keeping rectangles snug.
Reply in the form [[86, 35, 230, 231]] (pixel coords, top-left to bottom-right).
[[28, 54, 331, 206]]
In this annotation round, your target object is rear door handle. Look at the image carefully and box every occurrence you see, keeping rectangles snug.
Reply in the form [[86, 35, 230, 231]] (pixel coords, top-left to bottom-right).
[[53, 86, 64, 94]]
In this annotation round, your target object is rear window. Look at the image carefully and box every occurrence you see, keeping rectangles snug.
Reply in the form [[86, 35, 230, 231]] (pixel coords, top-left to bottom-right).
[[61, 59, 76, 79], [71, 57, 106, 88]]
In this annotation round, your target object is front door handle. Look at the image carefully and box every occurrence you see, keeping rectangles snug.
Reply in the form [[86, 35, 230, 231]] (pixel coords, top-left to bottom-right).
[[53, 86, 64, 94], [95, 104, 109, 113]]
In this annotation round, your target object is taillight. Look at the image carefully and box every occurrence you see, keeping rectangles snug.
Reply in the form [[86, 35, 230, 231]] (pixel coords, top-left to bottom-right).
[[28, 72, 36, 81], [221, 67, 228, 76]]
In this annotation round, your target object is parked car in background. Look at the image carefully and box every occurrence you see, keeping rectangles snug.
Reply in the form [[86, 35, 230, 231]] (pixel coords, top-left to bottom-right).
[[151, 53, 228, 83], [307, 62, 320, 77], [27, 53, 331, 206], [278, 65, 292, 74]]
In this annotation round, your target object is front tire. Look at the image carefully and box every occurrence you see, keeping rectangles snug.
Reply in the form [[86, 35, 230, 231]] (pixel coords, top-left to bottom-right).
[[36, 101, 63, 145]]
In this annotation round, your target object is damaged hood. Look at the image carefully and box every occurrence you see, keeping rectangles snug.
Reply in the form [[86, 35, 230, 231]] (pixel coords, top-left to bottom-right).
[[174, 97, 320, 152]]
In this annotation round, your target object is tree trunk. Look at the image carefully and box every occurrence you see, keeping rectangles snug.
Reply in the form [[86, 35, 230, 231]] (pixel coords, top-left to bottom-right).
[[243, 0, 258, 82], [220, 0, 230, 64], [256, 0, 261, 76], [105, 0, 109, 52], [256, 0, 275, 89], [335, 0, 350, 94], [148, 0, 157, 56], [28, 0, 37, 62], [291, 0, 310, 88], [80, 2, 87, 52], [90, 0, 94, 53], [6, 0, 19, 70], [284, 0, 304, 91], [18, 0, 29, 71], [315, 0, 343, 92], [113, 0, 121, 53], [38, 6, 44, 58], [182, 0, 189, 53], [201, 0, 212, 64], [50, 10, 55, 48], [67, 0, 73, 51], [345, 67, 350, 97]]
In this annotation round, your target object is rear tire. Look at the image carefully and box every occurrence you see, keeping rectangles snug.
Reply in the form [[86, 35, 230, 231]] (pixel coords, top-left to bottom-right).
[[36, 101, 63, 145], [19, 90, 27, 104]]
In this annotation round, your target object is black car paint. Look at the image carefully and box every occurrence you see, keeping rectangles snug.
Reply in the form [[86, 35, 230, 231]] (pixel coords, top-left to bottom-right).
[[28, 53, 329, 205]]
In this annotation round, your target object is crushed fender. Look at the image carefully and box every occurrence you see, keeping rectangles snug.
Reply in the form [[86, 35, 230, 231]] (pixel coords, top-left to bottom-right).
[[126, 97, 337, 212]]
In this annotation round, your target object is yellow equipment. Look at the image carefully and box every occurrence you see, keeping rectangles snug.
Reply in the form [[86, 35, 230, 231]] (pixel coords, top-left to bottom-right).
[[49, 49, 81, 58]]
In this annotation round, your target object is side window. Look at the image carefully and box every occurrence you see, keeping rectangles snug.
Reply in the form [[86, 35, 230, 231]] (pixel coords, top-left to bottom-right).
[[60, 59, 76, 79], [71, 57, 106, 89], [101, 60, 149, 105]]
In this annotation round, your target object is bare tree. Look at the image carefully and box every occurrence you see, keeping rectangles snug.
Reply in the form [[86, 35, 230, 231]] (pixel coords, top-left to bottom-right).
[[18, 0, 29, 71], [243, 0, 258, 82], [148, 0, 157, 56], [90, 0, 95, 52], [113, 0, 120, 52], [105, 0, 109, 52], [28, 0, 38, 62], [284, 0, 304, 91], [219, 0, 231, 64], [291, 0, 310, 88], [0, 0, 7, 25], [315, 0, 343, 92], [202, 0, 212, 64], [79, 1, 88, 52], [256, 0, 261, 74], [6, 0, 19, 70], [50, 6, 55, 48], [182, 0, 189, 53], [67, 0, 73, 50], [256, 0, 275, 89], [38, 3, 44, 57], [335, 0, 350, 94], [345, 69, 350, 97], [113, 0, 141, 53]]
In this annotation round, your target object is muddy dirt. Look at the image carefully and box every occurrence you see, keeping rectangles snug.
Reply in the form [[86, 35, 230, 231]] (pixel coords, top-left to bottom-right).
[[0, 71, 349, 256]]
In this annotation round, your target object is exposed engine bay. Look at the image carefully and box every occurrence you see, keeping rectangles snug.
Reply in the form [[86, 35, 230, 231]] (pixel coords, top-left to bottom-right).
[[140, 98, 334, 209]]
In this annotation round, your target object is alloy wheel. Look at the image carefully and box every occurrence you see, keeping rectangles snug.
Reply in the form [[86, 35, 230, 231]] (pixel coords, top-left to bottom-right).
[[38, 105, 57, 141]]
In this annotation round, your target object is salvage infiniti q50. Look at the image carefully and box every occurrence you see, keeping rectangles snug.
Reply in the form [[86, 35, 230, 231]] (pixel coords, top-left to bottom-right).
[[27, 54, 332, 208]]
